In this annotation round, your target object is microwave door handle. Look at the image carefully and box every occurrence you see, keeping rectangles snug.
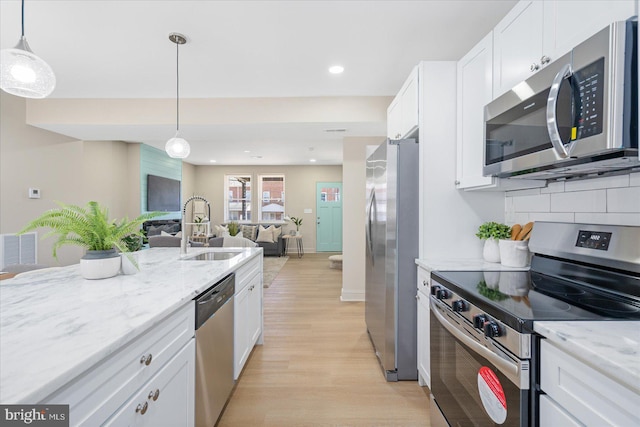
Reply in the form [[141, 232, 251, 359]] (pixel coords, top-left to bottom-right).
[[546, 63, 573, 159], [431, 298, 523, 387]]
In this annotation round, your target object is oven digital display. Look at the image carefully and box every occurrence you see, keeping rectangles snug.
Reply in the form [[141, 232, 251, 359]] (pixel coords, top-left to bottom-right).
[[576, 230, 612, 250]]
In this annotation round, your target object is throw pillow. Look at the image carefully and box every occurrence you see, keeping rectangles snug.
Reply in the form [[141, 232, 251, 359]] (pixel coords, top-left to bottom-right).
[[241, 225, 258, 241], [214, 224, 229, 237], [160, 230, 173, 237], [256, 226, 274, 243], [267, 225, 282, 239], [147, 225, 161, 236], [175, 231, 182, 238]]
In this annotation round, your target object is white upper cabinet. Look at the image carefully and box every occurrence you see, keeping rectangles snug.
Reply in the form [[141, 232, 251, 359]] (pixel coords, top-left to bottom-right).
[[493, 0, 637, 99], [387, 66, 419, 140], [456, 33, 495, 189], [543, 1, 637, 61], [493, 1, 544, 99], [456, 32, 545, 191]]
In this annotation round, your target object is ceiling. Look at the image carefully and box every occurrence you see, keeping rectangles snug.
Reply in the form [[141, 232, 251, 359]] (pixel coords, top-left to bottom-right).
[[0, 0, 517, 165]]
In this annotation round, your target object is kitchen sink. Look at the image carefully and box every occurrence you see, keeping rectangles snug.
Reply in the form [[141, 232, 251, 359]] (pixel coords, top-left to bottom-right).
[[183, 252, 241, 261]]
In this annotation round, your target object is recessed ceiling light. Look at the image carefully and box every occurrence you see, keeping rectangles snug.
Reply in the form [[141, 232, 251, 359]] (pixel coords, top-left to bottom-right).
[[251, 155, 263, 159], [209, 160, 217, 163], [329, 65, 344, 74], [244, 150, 251, 153], [310, 159, 317, 163]]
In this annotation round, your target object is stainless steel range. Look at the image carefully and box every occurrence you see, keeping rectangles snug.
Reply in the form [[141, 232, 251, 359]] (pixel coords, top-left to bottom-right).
[[428, 222, 640, 427]]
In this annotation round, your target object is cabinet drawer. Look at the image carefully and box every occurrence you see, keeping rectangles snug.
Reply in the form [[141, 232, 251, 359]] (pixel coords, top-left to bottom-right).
[[417, 266, 430, 295], [540, 340, 639, 426], [236, 256, 261, 291], [539, 395, 583, 427], [47, 303, 195, 426], [104, 339, 195, 427]]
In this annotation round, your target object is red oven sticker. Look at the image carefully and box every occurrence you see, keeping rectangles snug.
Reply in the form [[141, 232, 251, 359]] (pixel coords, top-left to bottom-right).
[[478, 366, 507, 424]]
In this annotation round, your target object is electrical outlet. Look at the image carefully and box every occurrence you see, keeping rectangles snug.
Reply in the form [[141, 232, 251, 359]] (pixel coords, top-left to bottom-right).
[[304, 208, 312, 214]]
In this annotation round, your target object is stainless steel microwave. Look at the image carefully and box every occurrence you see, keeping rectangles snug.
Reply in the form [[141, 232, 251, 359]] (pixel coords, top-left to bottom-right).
[[484, 19, 638, 180]]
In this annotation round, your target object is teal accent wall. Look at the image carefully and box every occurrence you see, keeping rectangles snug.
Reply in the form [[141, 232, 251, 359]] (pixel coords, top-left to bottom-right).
[[140, 145, 182, 219]]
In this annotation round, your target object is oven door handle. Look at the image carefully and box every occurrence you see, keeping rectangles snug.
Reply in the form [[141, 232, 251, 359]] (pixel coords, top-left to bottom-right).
[[546, 62, 573, 159], [431, 298, 525, 388]]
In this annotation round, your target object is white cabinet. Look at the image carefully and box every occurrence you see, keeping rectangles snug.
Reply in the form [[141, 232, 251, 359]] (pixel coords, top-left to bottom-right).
[[104, 340, 195, 427], [540, 340, 640, 426], [456, 32, 546, 191], [46, 303, 195, 426], [234, 257, 263, 379], [416, 266, 430, 389], [543, 1, 636, 61], [493, 0, 636, 99], [387, 66, 419, 140], [493, 0, 544, 98]]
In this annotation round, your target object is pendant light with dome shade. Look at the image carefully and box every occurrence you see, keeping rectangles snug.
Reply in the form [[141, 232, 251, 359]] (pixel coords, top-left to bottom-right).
[[0, 0, 56, 98], [165, 32, 190, 159]]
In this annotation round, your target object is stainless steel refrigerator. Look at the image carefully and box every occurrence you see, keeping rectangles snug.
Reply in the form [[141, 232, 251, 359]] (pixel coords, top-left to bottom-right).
[[365, 138, 419, 381]]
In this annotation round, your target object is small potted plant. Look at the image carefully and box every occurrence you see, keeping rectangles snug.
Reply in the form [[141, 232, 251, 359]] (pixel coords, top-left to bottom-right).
[[476, 221, 511, 263], [18, 201, 162, 279], [290, 216, 303, 236], [227, 221, 240, 237]]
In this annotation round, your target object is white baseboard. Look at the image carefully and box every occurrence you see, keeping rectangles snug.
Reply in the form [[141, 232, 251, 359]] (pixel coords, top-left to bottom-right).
[[340, 289, 365, 302]]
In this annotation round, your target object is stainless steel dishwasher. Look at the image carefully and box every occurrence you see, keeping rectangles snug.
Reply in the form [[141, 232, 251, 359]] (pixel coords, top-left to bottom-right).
[[195, 273, 235, 427]]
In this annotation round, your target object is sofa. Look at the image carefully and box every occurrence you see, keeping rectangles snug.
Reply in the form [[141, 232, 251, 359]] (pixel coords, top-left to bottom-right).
[[213, 223, 286, 257]]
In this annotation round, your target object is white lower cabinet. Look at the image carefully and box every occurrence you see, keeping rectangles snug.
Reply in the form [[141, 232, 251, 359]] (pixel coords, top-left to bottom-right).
[[104, 340, 195, 427], [234, 257, 263, 379], [416, 266, 430, 388], [539, 395, 582, 427], [540, 340, 639, 426], [46, 303, 195, 426]]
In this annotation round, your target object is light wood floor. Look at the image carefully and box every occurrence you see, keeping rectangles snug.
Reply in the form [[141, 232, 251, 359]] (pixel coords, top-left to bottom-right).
[[218, 253, 431, 426]]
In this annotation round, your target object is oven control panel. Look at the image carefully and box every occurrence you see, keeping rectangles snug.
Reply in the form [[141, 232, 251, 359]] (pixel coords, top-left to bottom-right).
[[576, 230, 612, 251]]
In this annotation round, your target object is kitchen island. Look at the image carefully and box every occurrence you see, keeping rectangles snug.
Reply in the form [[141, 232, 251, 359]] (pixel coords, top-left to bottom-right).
[[0, 247, 263, 422]]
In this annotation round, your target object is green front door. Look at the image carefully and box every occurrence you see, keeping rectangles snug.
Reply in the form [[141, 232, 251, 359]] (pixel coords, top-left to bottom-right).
[[316, 182, 342, 252]]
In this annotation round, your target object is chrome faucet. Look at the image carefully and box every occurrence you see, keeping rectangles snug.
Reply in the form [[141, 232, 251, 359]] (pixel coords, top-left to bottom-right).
[[181, 195, 211, 256]]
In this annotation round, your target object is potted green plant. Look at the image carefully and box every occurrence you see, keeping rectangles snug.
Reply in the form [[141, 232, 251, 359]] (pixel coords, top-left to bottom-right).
[[18, 201, 162, 279], [476, 221, 511, 263], [227, 221, 240, 237], [290, 216, 303, 236]]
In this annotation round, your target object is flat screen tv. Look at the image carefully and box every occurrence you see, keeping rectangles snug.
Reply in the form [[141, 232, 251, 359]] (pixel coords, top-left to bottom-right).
[[147, 174, 181, 212]]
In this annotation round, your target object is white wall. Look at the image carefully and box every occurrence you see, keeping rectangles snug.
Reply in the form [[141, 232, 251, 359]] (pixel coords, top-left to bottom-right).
[[342, 137, 382, 301], [418, 62, 505, 260], [505, 173, 640, 226]]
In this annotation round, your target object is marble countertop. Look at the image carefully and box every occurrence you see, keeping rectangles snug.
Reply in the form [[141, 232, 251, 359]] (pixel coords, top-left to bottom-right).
[[534, 321, 640, 394], [0, 247, 262, 404], [415, 257, 529, 272]]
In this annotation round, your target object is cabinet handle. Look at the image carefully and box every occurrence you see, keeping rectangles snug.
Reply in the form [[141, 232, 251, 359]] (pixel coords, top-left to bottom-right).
[[422, 280, 427, 286], [530, 63, 540, 72], [454, 180, 460, 186], [149, 389, 160, 401], [540, 55, 551, 65], [140, 354, 152, 366], [416, 294, 420, 300], [135, 402, 148, 415]]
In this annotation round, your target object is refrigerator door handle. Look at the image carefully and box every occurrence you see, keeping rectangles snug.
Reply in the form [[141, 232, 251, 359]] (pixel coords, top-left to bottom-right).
[[366, 189, 376, 264]]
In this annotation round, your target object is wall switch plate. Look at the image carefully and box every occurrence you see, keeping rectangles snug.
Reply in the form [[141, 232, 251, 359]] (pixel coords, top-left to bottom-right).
[[304, 208, 312, 214], [28, 188, 41, 199]]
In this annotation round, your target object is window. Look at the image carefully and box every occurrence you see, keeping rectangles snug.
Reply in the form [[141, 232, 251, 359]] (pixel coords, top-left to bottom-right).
[[224, 175, 251, 221], [258, 175, 285, 221]]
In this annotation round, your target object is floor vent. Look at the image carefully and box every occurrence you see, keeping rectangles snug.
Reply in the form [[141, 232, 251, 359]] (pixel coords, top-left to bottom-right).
[[1, 233, 37, 269]]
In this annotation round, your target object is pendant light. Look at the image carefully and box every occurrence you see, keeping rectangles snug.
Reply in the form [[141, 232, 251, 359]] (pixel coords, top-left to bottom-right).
[[165, 32, 190, 159], [0, 0, 56, 98]]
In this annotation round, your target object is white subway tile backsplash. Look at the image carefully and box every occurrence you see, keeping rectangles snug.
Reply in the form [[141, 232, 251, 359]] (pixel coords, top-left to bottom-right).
[[512, 194, 550, 212], [540, 181, 565, 194], [564, 175, 629, 192], [575, 213, 640, 226], [505, 172, 638, 227], [607, 187, 640, 213], [550, 190, 606, 212], [505, 188, 542, 198], [528, 212, 575, 223]]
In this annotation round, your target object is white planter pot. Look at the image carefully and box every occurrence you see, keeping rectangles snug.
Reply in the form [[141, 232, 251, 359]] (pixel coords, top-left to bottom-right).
[[80, 249, 121, 280], [482, 238, 501, 263], [120, 252, 139, 275]]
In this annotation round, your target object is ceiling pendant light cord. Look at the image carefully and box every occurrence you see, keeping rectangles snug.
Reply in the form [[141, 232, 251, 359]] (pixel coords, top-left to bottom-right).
[[176, 39, 179, 133], [21, 0, 25, 37]]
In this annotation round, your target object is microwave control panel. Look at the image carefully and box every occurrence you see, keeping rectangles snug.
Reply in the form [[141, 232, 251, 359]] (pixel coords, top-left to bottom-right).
[[573, 57, 605, 141]]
